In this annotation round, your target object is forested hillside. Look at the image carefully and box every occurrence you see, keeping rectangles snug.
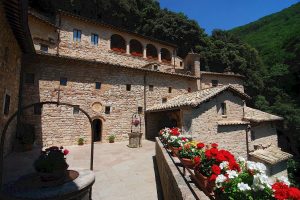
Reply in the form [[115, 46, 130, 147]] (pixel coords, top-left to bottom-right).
[[230, 3, 300, 151], [29, 0, 300, 152]]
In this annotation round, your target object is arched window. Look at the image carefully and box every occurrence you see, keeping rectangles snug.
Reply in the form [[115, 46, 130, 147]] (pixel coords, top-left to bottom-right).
[[130, 39, 143, 57], [146, 44, 158, 60], [111, 34, 126, 53], [161, 48, 171, 63]]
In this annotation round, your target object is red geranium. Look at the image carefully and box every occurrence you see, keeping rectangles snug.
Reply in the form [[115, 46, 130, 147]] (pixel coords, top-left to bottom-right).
[[288, 187, 300, 200], [209, 174, 217, 182], [211, 143, 218, 148], [170, 128, 180, 136], [63, 149, 69, 155], [197, 143, 205, 149], [194, 156, 201, 164], [216, 153, 227, 162], [205, 149, 212, 160], [272, 182, 289, 200], [212, 164, 221, 175], [184, 143, 190, 150], [229, 160, 240, 172], [210, 148, 218, 156]]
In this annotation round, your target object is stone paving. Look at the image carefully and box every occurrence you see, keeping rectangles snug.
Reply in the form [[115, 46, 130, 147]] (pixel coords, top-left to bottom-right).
[[3, 140, 163, 200]]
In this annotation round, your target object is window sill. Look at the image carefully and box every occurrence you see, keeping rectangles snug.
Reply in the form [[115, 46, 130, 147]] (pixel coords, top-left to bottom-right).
[[221, 115, 227, 118]]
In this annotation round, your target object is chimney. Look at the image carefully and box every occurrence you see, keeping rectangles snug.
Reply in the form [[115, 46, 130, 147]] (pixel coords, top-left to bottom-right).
[[184, 52, 201, 90]]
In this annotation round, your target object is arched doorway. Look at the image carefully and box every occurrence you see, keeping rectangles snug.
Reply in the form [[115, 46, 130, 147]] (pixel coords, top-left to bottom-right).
[[92, 119, 102, 142]]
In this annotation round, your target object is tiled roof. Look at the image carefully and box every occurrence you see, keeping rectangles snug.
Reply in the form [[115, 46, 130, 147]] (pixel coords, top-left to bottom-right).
[[201, 71, 245, 78], [146, 85, 250, 112], [244, 107, 283, 123], [250, 147, 292, 165], [217, 121, 250, 125]]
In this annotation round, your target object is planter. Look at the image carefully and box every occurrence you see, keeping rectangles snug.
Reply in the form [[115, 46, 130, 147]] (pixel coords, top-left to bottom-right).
[[39, 169, 68, 182], [128, 132, 143, 148], [194, 170, 214, 193], [171, 146, 180, 157], [181, 158, 195, 169]]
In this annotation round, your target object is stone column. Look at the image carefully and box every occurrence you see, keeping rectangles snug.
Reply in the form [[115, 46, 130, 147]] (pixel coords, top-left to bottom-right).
[[158, 48, 162, 62], [126, 40, 130, 55], [143, 45, 147, 59]]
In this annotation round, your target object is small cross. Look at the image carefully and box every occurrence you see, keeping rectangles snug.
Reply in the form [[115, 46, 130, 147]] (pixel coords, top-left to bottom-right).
[[54, 87, 63, 106]]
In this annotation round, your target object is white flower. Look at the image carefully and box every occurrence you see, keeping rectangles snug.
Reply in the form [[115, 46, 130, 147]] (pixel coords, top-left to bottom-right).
[[237, 157, 246, 163], [238, 182, 251, 191], [219, 161, 229, 170], [215, 174, 227, 188], [226, 170, 238, 179], [252, 174, 271, 191], [277, 176, 290, 186], [246, 161, 267, 174]]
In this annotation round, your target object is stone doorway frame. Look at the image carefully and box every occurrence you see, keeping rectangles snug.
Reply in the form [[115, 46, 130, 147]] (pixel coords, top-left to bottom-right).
[[0, 101, 95, 190]]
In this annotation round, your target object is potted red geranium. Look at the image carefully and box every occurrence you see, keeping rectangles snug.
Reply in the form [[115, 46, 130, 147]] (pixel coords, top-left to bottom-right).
[[34, 146, 69, 182], [178, 143, 201, 168], [194, 143, 240, 193]]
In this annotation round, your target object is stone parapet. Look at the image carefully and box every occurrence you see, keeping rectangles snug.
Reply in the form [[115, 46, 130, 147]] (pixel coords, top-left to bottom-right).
[[155, 137, 209, 200]]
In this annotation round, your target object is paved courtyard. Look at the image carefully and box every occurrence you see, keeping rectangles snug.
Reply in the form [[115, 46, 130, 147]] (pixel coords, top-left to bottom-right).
[[3, 140, 163, 200]]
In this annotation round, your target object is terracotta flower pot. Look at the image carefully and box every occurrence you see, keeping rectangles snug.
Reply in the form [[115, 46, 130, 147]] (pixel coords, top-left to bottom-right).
[[194, 170, 214, 193], [39, 169, 68, 182], [181, 158, 195, 169], [171, 146, 180, 157]]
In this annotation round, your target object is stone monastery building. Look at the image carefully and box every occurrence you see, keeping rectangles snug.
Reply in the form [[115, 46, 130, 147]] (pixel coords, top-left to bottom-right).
[[0, 2, 292, 174]]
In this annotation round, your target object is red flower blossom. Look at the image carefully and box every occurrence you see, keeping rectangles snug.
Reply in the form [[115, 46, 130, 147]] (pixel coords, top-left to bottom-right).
[[216, 153, 227, 162], [178, 146, 183, 151], [272, 182, 289, 200], [288, 187, 300, 200], [194, 156, 201, 164], [205, 149, 212, 159], [210, 148, 218, 156], [196, 143, 205, 149], [229, 161, 240, 172], [211, 143, 218, 148], [170, 128, 180, 136], [63, 149, 69, 155], [211, 164, 221, 175], [209, 174, 217, 182], [184, 144, 190, 149]]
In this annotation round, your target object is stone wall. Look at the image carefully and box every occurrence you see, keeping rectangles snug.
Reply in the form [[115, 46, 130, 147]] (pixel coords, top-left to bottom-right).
[[28, 15, 58, 54], [155, 137, 209, 200], [22, 55, 197, 146], [0, 3, 22, 155], [181, 91, 249, 158], [200, 72, 244, 92], [249, 122, 278, 151]]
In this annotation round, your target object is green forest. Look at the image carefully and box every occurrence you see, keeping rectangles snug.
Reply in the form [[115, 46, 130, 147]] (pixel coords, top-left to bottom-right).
[[29, 0, 300, 153]]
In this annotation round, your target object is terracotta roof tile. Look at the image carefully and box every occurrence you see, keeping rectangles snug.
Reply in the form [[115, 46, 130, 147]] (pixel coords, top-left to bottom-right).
[[244, 107, 283, 122], [146, 85, 250, 112]]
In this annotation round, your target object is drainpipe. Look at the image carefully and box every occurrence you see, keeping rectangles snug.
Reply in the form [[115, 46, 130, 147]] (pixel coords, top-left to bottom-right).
[[246, 124, 251, 160], [56, 12, 61, 56], [143, 72, 147, 139]]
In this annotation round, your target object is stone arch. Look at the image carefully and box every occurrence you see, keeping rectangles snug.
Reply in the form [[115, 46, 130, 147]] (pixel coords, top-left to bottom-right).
[[110, 34, 126, 53], [146, 44, 158, 60], [129, 39, 143, 57], [161, 48, 171, 63]]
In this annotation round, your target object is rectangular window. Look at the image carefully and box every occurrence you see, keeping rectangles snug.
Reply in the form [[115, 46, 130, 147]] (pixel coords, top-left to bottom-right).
[[91, 33, 99, 45], [25, 73, 35, 84], [40, 44, 48, 53], [60, 77, 67, 86], [187, 87, 192, 93], [138, 107, 143, 114], [180, 61, 183, 67], [3, 94, 10, 115], [105, 106, 111, 114], [73, 29, 82, 42], [73, 105, 80, 114], [212, 80, 219, 87], [34, 104, 42, 115], [168, 87, 172, 93], [126, 84, 131, 91], [149, 85, 154, 91], [95, 82, 101, 89], [162, 98, 167, 103], [221, 102, 227, 115]]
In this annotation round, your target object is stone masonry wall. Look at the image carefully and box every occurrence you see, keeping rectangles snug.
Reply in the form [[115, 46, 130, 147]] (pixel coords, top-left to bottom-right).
[[22, 55, 197, 147], [201, 73, 244, 92], [28, 15, 58, 54], [0, 3, 22, 155], [57, 14, 176, 71], [249, 122, 278, 152], [182, 91, 249, 158]]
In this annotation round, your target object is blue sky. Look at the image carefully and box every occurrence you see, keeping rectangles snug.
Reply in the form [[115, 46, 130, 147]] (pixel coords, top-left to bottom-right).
[[159, 0, 300, 34]]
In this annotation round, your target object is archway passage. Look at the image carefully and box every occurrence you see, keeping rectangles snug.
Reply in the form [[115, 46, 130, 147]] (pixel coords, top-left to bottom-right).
[[111, 34, 126, 53], [92, 119, 102, 142]]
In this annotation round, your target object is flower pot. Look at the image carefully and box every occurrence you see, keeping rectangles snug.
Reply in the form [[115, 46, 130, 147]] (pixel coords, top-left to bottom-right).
[[181, 158, 195, 169], [171, 146, 180, 157], [39, 169, 68, 182], [194, 170, 214, 193]]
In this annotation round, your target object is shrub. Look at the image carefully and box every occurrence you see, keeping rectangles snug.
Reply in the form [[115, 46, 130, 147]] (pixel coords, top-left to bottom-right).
[[77, 137, 84, 145]]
